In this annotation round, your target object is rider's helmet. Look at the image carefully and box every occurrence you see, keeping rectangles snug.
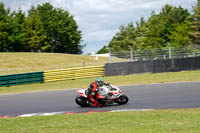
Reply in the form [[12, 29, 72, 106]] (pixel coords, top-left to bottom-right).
[[95, 77, 104, 87]]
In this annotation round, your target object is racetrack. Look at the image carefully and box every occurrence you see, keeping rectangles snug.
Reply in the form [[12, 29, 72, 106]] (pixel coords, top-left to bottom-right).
[[0, 82, 200, 116]]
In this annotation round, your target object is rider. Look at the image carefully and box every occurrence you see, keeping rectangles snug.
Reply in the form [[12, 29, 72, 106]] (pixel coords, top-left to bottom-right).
[[87, 77, 109, 107]]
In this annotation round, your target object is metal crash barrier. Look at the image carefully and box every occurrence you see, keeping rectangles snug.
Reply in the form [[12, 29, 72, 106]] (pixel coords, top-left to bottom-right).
[[0, 72, 44, 87], [44, 66, 104, 82]]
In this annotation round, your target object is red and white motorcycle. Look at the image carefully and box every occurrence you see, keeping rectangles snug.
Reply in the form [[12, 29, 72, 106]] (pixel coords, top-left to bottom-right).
[[75, 84, 129, 107]]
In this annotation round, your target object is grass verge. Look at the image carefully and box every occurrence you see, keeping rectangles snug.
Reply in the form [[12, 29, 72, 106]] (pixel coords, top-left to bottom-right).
[[0, 108, 200, 133], [0, 52, 109, 75], [0, 70, 200, 94]]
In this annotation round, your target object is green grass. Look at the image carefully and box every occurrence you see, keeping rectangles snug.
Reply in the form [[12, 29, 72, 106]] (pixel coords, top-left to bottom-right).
[[0, 108, 200, 133], [0, 70, 200, 94], [0, 52, 109, 75]]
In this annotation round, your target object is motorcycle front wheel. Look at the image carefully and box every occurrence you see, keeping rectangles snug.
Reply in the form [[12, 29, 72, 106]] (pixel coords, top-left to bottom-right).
[[115, 95, 129, 105], [75, 95, 89, 107]]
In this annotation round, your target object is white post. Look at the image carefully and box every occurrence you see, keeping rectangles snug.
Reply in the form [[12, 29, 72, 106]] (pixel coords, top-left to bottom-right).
[[193, 52, 195, 57], [95, 56, 98, 65], [168, 42, 172, 59], [128, 45, 133, 61], [163, 55, 166, 60]]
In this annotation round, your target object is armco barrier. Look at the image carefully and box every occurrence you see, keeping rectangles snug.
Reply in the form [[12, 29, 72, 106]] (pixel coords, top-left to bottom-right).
[[44, 66, 104, 82], [0, 72, 44, 87]]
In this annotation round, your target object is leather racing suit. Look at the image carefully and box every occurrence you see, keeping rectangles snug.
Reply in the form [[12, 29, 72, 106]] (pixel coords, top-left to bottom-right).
[[87, 81, 106, 107]]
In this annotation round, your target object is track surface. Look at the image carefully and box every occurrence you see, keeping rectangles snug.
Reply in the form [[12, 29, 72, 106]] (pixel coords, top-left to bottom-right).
[[0, 82, 200, 115]]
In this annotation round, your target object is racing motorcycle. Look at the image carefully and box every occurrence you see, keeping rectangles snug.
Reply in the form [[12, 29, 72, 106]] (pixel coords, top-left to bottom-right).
[[75, 84, 129, 107]]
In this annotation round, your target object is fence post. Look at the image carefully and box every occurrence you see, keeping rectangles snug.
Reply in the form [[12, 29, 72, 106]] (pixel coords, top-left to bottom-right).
[[95, 56, 98, 65], [163, 55, 166, 60], [128, 46, 133, 61], [168, 42, 172, 59], [193, 52, 195, 57]]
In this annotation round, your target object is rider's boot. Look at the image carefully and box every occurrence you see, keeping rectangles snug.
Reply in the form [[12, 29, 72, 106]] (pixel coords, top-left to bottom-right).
[[88, 102, 102, 108]]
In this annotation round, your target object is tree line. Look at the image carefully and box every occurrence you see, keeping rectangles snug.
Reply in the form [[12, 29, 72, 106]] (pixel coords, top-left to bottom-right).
[[0, 2, 83, 54], [98, 0, 200, 54]]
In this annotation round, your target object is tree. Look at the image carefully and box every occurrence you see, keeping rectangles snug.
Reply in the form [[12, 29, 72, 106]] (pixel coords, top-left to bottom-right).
[[26, 7, 47, 52], [8, 9, 27, 51], [190, 0, 200, 46], [0, 2, 10, 51], [97, 45, 108, 54], [159, 5, 190, 44], [169, 19, 192, 47], [98, 4, 190, 53], [0, 2, 83, 53], [36, 3, 82, 54], [107, 23, 136, 52], [0, 4, 27, 52]]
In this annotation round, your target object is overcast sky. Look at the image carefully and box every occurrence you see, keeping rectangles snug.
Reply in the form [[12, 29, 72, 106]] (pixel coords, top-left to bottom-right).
[[1, 0, 197, 54]]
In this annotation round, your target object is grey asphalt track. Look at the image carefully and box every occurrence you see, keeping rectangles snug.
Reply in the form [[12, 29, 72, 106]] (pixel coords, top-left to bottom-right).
[[0, 82, 200, 115]]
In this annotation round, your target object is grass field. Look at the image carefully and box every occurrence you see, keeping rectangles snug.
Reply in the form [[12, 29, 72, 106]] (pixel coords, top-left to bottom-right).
[[0, 52, 109, 75], [0, 108, 200, 133], [0, 70, 200, 94]]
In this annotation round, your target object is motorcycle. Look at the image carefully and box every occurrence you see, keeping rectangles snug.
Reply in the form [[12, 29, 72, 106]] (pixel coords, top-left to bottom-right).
[[75, 84, 129, 107]]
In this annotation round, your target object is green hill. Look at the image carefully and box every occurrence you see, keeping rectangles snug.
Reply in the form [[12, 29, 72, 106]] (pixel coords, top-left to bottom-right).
[[0, 52, 109, 75]]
